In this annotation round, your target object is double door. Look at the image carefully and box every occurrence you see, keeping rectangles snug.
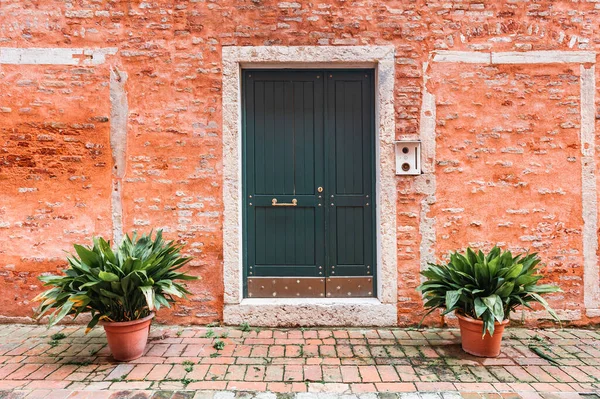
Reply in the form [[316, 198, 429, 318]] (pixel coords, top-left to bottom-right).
[[243, 70, 375, 298]]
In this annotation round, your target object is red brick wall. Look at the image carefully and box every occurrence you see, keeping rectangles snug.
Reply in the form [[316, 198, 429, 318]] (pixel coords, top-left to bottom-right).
[[429, 63, 585, 319], [0, 0, 598, 326]]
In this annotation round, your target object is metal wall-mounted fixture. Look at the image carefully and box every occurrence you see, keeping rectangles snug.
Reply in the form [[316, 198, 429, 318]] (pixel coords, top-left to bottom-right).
[[394, 141, 421, 175]]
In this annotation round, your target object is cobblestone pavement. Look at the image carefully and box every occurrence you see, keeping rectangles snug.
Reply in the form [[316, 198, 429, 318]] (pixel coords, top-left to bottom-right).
[[0, 324, 599, 398]]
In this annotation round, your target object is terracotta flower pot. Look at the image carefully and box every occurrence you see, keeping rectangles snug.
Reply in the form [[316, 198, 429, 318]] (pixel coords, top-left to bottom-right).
[[101, 313, 154, 361], [456, 312, 509, 357]]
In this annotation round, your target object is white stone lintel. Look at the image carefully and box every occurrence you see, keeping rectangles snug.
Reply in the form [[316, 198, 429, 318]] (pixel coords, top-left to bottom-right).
[[0, 47, 117, 65], [433, 50, 596, 65], [492, 51, 596, 64], [223, 45, 395, 65], [433, 51, 491, 64], [224, 298, 397, 327]]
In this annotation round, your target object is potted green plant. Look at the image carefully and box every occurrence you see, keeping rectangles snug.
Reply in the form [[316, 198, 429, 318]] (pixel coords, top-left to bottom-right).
[[417, 247, 561, 357], [34, 230, 198, 361]]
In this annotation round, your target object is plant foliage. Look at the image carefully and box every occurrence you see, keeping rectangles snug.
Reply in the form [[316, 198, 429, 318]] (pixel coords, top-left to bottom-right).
[[417, 247, 561, 337], [34, 230, 197, 332]]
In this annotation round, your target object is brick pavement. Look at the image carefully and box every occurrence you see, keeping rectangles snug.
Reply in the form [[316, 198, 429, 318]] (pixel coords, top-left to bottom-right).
[[0, 324, 599, 398]]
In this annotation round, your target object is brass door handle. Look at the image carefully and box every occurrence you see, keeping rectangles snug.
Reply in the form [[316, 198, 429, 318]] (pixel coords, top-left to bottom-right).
[[272, 198, 297, 206]]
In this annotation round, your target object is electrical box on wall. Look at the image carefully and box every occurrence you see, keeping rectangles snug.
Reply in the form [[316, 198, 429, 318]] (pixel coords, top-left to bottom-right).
[[395, 141, 421, 175]]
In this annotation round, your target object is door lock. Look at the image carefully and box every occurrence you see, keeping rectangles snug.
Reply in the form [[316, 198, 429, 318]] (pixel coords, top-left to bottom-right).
[[317, 187, 323, 193]]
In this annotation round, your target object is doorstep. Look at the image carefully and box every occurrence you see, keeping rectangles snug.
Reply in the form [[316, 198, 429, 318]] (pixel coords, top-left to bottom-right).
[[223, 298, 398, 327]]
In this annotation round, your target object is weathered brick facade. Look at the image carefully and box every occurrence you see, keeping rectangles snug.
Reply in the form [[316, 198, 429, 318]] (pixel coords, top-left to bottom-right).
[[1, 0, 599, 326]]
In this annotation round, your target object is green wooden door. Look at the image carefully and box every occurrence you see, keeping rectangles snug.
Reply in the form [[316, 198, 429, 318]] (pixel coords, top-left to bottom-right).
[[243, 70, 374, 298]]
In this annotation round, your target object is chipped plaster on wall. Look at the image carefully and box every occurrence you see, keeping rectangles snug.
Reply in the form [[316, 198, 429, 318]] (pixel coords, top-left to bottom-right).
[[109, 68, 128, 245], [417, 62, 437, 276], [0, 47, 125, 245], [580, 65, 600, 316]]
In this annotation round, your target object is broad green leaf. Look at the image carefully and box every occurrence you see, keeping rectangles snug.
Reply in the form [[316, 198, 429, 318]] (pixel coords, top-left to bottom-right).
[[474, 298, 487, 317], [482, 295, 499, 312], [529, 292, 561, 323], [74, 245, 99, 268], [98, 271, 119, 282], [482, 311, 495, 337], [49, 301, 74, 327], [504, 263, 523, 279], [466, 248, 478, 267], [487, 256, 500, 276], [515, 274, 541, 286], [79, 281, 100, 289], [495, 282, 514, 298], [445, 290, 461, 311], [491, 296, 504, 322], [529, 284, 561, 294], [99, 289, 122, 300], [85, 314, 102, 334]]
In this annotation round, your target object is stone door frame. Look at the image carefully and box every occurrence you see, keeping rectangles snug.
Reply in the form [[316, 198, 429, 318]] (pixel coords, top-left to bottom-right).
[[221, 46, 398, 326]]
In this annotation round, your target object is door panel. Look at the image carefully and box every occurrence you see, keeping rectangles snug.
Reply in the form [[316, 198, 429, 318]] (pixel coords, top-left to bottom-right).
[[243, 70, 374, 297], [326, 71, 374, 279], [253, 80, 317, 195], [245, 71, 325, 280], [336, 206, 364, 266], [334, 80, 365, 195], [254, 207, 316, 269]]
